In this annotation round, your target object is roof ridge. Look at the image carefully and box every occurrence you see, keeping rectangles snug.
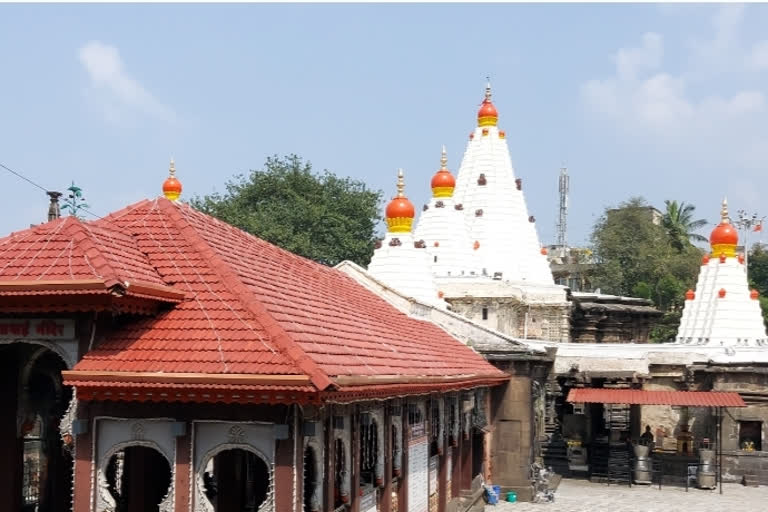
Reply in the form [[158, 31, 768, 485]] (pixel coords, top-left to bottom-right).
[[62, 218, 123, 288], [159, 199, 334, 391]]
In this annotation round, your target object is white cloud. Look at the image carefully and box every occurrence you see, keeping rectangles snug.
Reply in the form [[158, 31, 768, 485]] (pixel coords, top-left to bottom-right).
[[78, 41, 174, 123], [746, 40, 768, 70], [581, 5, 768, 213], [582, 7, 765, 136], [615, 32, 663, 82]]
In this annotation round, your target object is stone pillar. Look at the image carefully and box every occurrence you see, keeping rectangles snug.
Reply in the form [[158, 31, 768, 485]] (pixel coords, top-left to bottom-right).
[[275, 428, 295, 512], [381, 406, 392, 512], [174, 422, 191, 512], [351, 407, 361, 512], [323, 408, 334, 512], [72, 404, 92, 512], [0, 358, 21, 512]]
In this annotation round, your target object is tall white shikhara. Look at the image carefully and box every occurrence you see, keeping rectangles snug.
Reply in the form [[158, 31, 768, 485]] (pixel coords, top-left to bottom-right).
[[445, 83, 553, 284]]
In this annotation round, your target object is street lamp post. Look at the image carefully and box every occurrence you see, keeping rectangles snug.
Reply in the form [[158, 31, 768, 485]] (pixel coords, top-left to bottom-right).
[[734, 209, 765, 274]]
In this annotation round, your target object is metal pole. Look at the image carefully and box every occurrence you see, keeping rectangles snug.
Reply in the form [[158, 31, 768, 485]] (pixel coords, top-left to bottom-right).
[[718, 407, 723, 495]]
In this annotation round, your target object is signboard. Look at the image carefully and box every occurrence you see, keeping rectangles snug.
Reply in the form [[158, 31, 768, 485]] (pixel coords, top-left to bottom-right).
[[360, 488, 377, 512], [407, 429, 429, 512], [428, 455, 438, 495], [0, 319, 75, 340]]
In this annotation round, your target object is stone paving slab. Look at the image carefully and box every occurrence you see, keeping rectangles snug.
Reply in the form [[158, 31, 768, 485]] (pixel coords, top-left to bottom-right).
[[492, 478, 767, 512]]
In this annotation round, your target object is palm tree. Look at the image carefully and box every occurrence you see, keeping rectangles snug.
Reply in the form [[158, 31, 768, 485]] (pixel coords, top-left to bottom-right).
[[662, 200, 708, 251]]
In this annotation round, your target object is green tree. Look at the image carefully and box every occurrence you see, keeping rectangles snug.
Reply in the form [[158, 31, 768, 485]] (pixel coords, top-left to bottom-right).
[[748, 243, 768, 327], [191, 155, 382, 266], [662, 200, 708, 251], [591, 197, 703, 341]]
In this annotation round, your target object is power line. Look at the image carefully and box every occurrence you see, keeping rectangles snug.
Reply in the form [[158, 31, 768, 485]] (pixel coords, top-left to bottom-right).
[[0, 161, 47, 192], [0, 160, 102, 219]]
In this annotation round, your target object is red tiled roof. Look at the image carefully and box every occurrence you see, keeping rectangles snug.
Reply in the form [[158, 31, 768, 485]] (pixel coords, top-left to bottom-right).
[[0, 216, 165, 286], [39, 198, 504, 396], [566, 388, 746, 407]]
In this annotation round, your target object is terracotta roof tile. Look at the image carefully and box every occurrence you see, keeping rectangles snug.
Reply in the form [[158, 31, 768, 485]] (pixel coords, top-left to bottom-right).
[[567, 388, 746, 407], [5, 198, 503, 391]]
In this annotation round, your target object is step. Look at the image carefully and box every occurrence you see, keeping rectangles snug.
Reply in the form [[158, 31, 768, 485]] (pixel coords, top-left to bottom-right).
[[743, 474, 759, 487]]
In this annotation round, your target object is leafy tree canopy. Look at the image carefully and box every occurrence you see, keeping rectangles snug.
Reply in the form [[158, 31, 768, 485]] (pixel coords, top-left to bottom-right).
[[748, 243, 768, 328], [591, 197, 703, 341], [191, 155, 382, 267]]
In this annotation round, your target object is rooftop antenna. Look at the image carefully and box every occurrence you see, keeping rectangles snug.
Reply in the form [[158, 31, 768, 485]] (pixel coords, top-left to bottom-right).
[[556, 164, 569, 256]]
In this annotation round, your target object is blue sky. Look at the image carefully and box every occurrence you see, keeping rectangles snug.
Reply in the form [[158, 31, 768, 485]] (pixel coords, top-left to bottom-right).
[[1, 3, 767, 246]]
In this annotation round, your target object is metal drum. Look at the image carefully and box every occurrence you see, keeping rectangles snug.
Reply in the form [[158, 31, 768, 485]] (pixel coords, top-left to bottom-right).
[[633, 444, 652, 484], [697, 449, 716, 489]]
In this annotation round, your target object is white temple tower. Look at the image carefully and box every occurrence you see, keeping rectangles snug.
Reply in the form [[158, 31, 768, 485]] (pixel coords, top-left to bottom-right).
[[453, 83, 553, 284], [368, 169, 444, 306], [676, 198, 767, 347], [414, 147, 478, 278]]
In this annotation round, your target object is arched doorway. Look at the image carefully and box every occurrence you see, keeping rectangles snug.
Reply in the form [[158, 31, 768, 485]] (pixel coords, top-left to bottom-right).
[[0, 343, 72, 512], [202, 449, 270, 512], [105, 446, 172, 512]]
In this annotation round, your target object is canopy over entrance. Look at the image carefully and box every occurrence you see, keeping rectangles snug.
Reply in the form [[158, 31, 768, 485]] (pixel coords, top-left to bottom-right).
[[566, 388, 746, 407]]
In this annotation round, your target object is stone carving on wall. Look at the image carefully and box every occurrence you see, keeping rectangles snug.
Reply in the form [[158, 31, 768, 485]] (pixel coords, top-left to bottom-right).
[[332, 415, 351, 503], [193, 421, 276, 512], [59, 394, 77, 455], [96, 439, 174, 512], [391, 411, 403, 476], [369, 408, 385, 486], [303, 436, 324, 512], [95, 419, 176, 512], [194, 445, 274, 512]]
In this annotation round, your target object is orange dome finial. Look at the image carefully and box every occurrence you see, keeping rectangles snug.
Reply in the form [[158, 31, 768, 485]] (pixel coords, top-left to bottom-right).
[[710, 197, 738, 258], [477, 80, 498, 127], [162, 158, 182, 201], [385, 169, 415, 233], [431, 146, 456, 198]]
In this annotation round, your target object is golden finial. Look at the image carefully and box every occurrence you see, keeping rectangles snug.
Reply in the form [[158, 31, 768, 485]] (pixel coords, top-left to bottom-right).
[[396, 168, 405, 198], [162, 157, 182, 201], [721, 197, 729, 224], [440, 145, 448, 170]]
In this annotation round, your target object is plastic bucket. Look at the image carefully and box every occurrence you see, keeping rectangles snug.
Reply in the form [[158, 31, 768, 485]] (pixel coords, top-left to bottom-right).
[[492, 485, 501, 497], [485, 486, 498, 505], [506, 491, 517, 503]]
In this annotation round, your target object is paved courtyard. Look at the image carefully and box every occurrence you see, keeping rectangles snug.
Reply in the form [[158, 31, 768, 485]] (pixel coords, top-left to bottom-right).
[[493, 478, 767, 512]]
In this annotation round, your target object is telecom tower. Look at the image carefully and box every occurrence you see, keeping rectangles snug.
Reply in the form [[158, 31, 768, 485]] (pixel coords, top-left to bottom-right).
[[556, 166, 569, 257]]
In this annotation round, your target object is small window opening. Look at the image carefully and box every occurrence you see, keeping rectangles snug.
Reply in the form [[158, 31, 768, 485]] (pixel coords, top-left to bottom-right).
[[739, 421, 762, 451], [482, 308, 488, 320], [434, 256, 438, 263]]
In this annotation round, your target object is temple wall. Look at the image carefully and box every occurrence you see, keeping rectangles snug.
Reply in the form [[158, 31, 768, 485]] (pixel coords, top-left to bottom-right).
[[447, 298, 570, 343]]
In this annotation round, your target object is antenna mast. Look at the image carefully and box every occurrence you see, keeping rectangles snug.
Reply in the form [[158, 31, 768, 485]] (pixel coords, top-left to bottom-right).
[[556, 166, 569, 254]]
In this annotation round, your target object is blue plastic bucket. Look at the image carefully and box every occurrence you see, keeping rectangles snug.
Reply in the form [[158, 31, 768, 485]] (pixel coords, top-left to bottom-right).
[[506, 490, 517, 503], [492, 485, 501, 497]]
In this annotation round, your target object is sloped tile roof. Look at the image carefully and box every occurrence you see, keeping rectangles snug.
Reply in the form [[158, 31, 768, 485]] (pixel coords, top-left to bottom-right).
[[8, 198, 503, 394], [567, 388, 746, 407], [0, 215, 165, 286]]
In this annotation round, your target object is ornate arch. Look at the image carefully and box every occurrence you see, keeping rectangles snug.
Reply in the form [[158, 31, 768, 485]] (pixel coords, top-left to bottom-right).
[[194, 429, 275, 512], [96, 439, 174, 512]]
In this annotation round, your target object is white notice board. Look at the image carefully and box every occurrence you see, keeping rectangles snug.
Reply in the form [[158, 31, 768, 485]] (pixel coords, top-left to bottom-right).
[[408, 429, 429, 512]]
